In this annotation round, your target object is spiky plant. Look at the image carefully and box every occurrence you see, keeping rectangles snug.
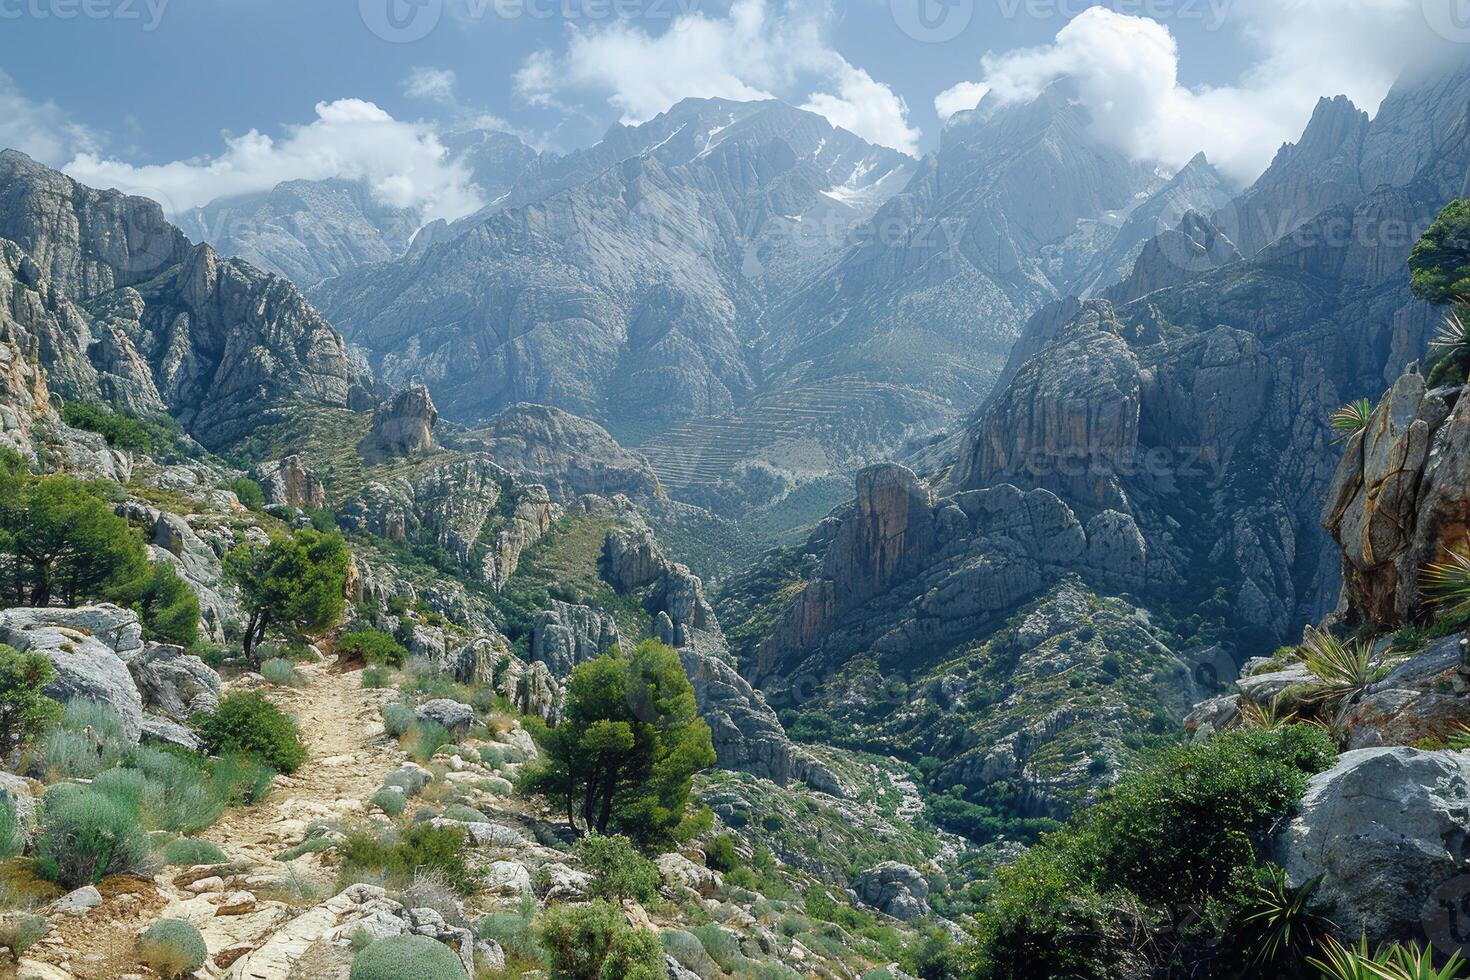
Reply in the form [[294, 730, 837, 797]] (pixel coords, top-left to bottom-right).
[[1300, 627, 1385, 708], [1331, 398, 1375, 442], [1239, 865, 1331, 970], [1308, 935, 1390, 980], [1386, 942, 1468, 980], [1430, 308, 1470, 358], [1423, 546, 1470, 616], [1240, 696, 1298, 731]]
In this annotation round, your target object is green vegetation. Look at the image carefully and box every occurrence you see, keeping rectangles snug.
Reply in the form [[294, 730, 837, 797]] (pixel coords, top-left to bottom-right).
[[1329, 397, 1373, 442], [339, 824, 474, 894], [537, 900, 664, 980], [111, 561, 200, 646], [136, 918, 208, 979], [965, 725, 1337, 979], [572, 834, 660, 903], [479, 897, 547, 973], [224, 528, 349, 660], [338, 629, 408, 668], [228, 476, 266, 510], [192, 691, 306, 774], [1311, 936, 1466, 980], [0, 913, 47, 962], [261, 657, 304, 687], [34, 700, 127, 780], [160, 837, 228, 867], [0, 645, 60, 756], [522, 640, 716, 849], [371, 787, 406, 816], [362, 665, 391, 688], [35, 787, 151, 887], [1410, 201, 1470, 385], [350, 934, 468, 980], [61, 401, 188, 458]]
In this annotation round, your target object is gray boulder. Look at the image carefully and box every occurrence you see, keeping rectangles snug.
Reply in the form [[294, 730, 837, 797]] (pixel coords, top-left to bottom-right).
[[367, 385, 437, 458], [416, 699, 475, 737], [254, 455, 327, 510], [0, 606, 144, 741], [140, 715, 204, 752], [1274, 747, 1470, 944], [851, 862, 931, 922], [127, 644, 221, 722]]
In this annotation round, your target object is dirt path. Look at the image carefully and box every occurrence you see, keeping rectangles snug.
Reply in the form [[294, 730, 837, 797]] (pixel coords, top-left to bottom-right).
[[201, 659, 405, 868]]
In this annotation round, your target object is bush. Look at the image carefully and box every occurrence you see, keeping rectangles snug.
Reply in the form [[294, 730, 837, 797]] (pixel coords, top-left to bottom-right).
[[538, 900, 624, 980], [209, 752, 276, 805], [442, 803, 488, 823], [573, 834, 659, 904], [35, 788, 151, 887], [229, 477, 265, 510], [362, 666, 391, 689], [339, 824, 473, 894], [372, 788, 406, 817], [479, 898, 546, 969], [405, 721, 452, 763], [137, 918, 207, 979], [125, 746, 225, 832], [339, 630, 408, 668], [0, 799, 20, 860], [662, 930, 718, 977], [161, 837, 228, 867], [193, 692, 306, 773], [600, 927, 666, 979], [112, 561, 200, 647], [704, 834, 741, 874], [350, 934, 468, 979], [0, 644, 60, 755], [382, 702, 416, 738], [0, 913, 47, 962], [35, 700, 127, 779], [261, 658, 303, 687]]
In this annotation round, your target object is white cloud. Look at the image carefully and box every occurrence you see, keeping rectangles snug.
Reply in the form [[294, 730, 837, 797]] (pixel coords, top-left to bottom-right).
[[514, 0, 920, 155], [940, 1, 1452, 182], [0, 71, 99, 167], [403, 67, 458, 104], [933, 81, 990, 121], [64, 99, 484, 223]]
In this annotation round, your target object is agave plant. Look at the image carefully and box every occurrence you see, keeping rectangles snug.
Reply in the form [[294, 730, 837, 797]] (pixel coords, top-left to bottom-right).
[[1330, 398, 1375, 443], [1430, 308, 1470, 358], [1386, 942, 1468, 980], [1423, 546, 1470, 616], [1300, 627, 1385, 708], [1240, 865, 1331, 969], [1240, 695, 1298, 731], [1309, 935, 1390, 980]]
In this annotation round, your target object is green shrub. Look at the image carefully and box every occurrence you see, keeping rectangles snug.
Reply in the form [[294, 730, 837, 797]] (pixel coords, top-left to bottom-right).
[[209, 752, 276, 805], [339, 630, 408, 668], [442, 803, 488, 823], [690, 925, 745, 974], [112, 562, 200, 647], [538, 900, 624, 980], [91, 766, 148, 812], [36, 789, 151, 887], [137, 918, 207, 979], [573, 834, 659, 904], [0, 913, 47, 962], [229, 477, 265, 510], [126, 746, 226, 832], [662, 930, 718, 977], [382, 702, 416, 738], [0, 644, 60, 755], [600, 927, 665, 979], [0, 799, 20, 860], [161, 837, 228, 867], [479, 898, 547, 969], [372, 788, 406, 817], [406, 721, 452, 763], [362, 666, 391, 689], [704, 834, 741, 874], [35, 700, 127, 779], [339, 824, 473, 894], [261, 658, 303, 687], [193, 691, 306, 773], [478, 745, 504, 769], [349, 934, 467, 979]]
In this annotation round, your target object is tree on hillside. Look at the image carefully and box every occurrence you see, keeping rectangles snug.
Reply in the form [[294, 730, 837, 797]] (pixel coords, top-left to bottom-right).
[[224, 529, 349, 660], [1411, 200, 1470, 386], [0, 644, 61, 755], [0, 458, 147, 608], [522, 640, 716, 849]]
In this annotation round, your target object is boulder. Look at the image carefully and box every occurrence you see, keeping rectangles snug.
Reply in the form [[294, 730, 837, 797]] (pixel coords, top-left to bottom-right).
[[52, 886, 102, 915], [0, 607, 145, 741], [656, 853, 722, 898], [367, 385, 437, 457], [851, 863, 931, 922], [416, 699, 475, 737], [1274, 747, 1470, 944], [127, 643, 220, 722], [139, 715, 204, 752], [254, 455, 326, 510]]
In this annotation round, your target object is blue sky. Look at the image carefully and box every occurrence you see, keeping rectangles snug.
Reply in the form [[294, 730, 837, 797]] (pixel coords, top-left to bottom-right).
[[0, 0, 1458, 221]]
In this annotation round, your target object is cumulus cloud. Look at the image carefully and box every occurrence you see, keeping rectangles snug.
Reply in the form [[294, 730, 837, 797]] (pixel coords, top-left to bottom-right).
[[514, 0, 920, 155], [0, 71, 99, 166], [940, 0, 1455, 181], [933, 80, 990, 121], [64, 99, 484, 222]]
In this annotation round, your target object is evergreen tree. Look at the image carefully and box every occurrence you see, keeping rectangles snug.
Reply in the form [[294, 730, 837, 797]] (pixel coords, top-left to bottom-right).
[[225, 529, 349, 660]]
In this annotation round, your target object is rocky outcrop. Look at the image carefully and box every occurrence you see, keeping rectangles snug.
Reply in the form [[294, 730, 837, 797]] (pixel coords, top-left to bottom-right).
[[453, 403, 662, 501], [851, 863, 930, 922], [530, 601, 620, 678], [115, 500, 232, 642], [600, 526, 666, 592], [253, 455, 326, 511], [339, 457, 554, 588], [1274, 747, 1470, 945], [366, 385, 438, 458], [416, 699, 475, 738], [126, 644, 221, 722], [1323, 365, 1468, 629], [0, 605, 146, 740], [0, 150, 357, 449]]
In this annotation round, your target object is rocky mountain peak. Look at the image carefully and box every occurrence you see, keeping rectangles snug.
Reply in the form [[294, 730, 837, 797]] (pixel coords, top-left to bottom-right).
[[367, 385, 438, 458]]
